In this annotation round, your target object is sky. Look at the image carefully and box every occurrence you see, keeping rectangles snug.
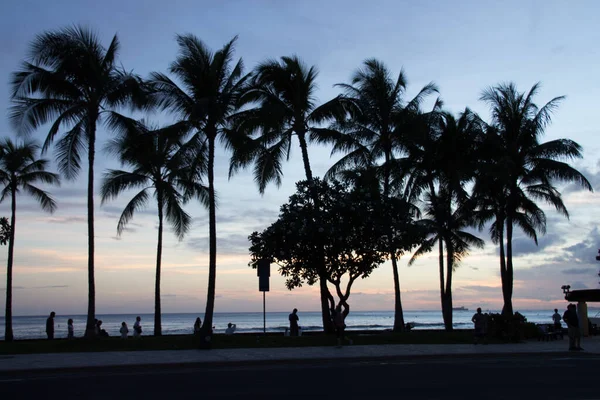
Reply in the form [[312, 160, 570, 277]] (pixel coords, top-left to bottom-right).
[[0, 0, 599, 316]]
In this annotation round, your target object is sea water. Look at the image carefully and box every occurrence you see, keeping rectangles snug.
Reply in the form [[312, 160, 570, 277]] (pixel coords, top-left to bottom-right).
[[3, 308, 596, 340]]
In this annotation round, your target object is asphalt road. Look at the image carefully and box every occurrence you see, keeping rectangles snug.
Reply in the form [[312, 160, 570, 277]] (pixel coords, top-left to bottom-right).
[[1, 354, 599, 399]]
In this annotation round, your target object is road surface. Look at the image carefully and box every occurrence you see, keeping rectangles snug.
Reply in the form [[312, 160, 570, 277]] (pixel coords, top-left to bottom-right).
[[1, 353, 598, 399]]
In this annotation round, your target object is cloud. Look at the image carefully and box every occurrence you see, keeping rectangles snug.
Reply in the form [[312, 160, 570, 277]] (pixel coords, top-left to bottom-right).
[[562, 268, 595, 275], [44, 216, 88, 224], [31, 285, 69, 289], [511, 232, 563, 257], [552, 227, 600, 265], [187, 233, 251, 255]]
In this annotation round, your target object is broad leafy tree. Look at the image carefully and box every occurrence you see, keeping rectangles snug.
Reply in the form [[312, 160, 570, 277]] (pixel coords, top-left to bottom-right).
[[249, 178, 422, 322], [0, 139, 59, 341], [477, 83, 592, 315], [10, 26, 148, 337], [150, 35, 250, 341], [101, 118, 209, 336]]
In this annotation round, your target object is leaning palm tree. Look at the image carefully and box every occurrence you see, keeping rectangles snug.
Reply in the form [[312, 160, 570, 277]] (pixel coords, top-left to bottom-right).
[[326, 59, 437, 331], [10, 25, 148, 337], [230, 55, 348, 332], [0, 139, 59, 341], [477, 83, 592, 315], [101, 118, 209, 336], [149, 35, 250, 342]]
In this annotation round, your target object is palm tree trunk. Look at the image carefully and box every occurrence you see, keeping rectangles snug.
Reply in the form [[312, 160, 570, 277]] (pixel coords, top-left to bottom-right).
[[4, 185, 17, 342], [297, 131, 333, 333], [84, 117, 97, 338], [384, 152, 406, 333], [444, 240, 454, 332], [154, 196, 163, 336], [201, 135, 217, 344], [391, 253, 405, 332], [503, 216, 514, 316]]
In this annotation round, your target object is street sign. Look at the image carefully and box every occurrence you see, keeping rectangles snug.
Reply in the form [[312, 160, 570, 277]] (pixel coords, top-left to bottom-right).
[[257, 259, 270, 292]]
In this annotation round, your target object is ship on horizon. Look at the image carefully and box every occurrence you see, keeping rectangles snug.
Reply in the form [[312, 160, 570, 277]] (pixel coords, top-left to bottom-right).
[[452, 306, 468, 311]]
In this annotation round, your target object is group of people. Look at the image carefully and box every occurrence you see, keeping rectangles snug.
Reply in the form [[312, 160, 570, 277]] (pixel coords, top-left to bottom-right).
[[45, 312, 143, 340], [470, 304, 586, 351]]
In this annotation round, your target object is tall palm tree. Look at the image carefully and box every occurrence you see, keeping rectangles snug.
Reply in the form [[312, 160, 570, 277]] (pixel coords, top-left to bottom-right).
[[101, 118, 209, 336], [406, 110, 484, 331], [230, 56, 347, 332], [477, 83, 592, 315], [326, 59, 437, 331], [149, 35, 250, 341], [10, 26, 148, 337], [0, 139, 59, 341]]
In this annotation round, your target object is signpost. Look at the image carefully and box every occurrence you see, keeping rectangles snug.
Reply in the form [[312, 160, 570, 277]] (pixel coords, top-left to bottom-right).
[[257, 259, 270, 335]]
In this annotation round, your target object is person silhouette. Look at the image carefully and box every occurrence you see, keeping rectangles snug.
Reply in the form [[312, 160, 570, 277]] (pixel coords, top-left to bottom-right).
[[225, 322, 236, 335], [289, 308, 299, 337], [67, 318, 74, 339], [46, 311, 55, 340], [194, 317, 202, 335], [133, 316, 142, 337], [471, 307, 487, 344]]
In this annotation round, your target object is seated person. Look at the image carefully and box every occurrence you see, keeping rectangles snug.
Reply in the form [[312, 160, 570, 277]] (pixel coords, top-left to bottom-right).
[[225, 322, 236, 335]]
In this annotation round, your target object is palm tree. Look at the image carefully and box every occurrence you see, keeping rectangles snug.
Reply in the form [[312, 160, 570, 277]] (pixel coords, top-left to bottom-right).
[[326, 59, 437, 331], [406, 110, 485, 331], [230, 56, 348, 332], [0, 139, 59, 341], [101, 118, 209, 336], [149, 35, 250, 341], [409, 189, 484, 331], [10, 26, 148, 337], [477, 83, 592, 315]]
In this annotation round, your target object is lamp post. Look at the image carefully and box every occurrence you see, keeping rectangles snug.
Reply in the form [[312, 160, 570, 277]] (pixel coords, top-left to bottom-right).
[[561, 285, 571, 299]]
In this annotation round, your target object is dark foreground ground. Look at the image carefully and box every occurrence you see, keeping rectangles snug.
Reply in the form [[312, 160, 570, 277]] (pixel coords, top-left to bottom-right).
[[1, 353, 598, 399]]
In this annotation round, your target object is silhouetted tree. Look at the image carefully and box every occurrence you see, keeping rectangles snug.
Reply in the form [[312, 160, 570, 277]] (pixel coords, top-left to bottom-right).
[[476, 83, 592, 315], [10, 26, 148, 337], [101, 118, 209, 336], [0, 139, 59, 341], [150, 35, 250, 342]]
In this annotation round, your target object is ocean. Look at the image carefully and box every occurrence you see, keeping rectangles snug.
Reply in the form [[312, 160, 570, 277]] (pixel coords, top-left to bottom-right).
[[3, 308, 598, 340]]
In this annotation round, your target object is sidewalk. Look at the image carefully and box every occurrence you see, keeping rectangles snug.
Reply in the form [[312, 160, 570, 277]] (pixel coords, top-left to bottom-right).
[[1, 336, 598, 373]]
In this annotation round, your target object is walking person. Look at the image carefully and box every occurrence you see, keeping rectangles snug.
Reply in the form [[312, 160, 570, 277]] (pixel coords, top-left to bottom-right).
[[67, 318, 74, 339], [563, 304, 583, 351], [471, 307, 487, 344], [46, 311, 55, 340], [133, 316, 142, 338], [120, 322, 129, 339], [289, 308, 299, 337]]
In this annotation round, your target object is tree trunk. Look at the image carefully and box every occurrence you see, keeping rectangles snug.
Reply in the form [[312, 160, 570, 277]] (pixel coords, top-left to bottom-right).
[[297, 131, 333, 333], [201, 135, 217, 345], [443, 240, 454, 332], [154, 196, 163, 336], [502, 216, 514, 316], [391, 253, 405, 332], [4, 184, 16, 342], [84, 117, 97, 339]]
